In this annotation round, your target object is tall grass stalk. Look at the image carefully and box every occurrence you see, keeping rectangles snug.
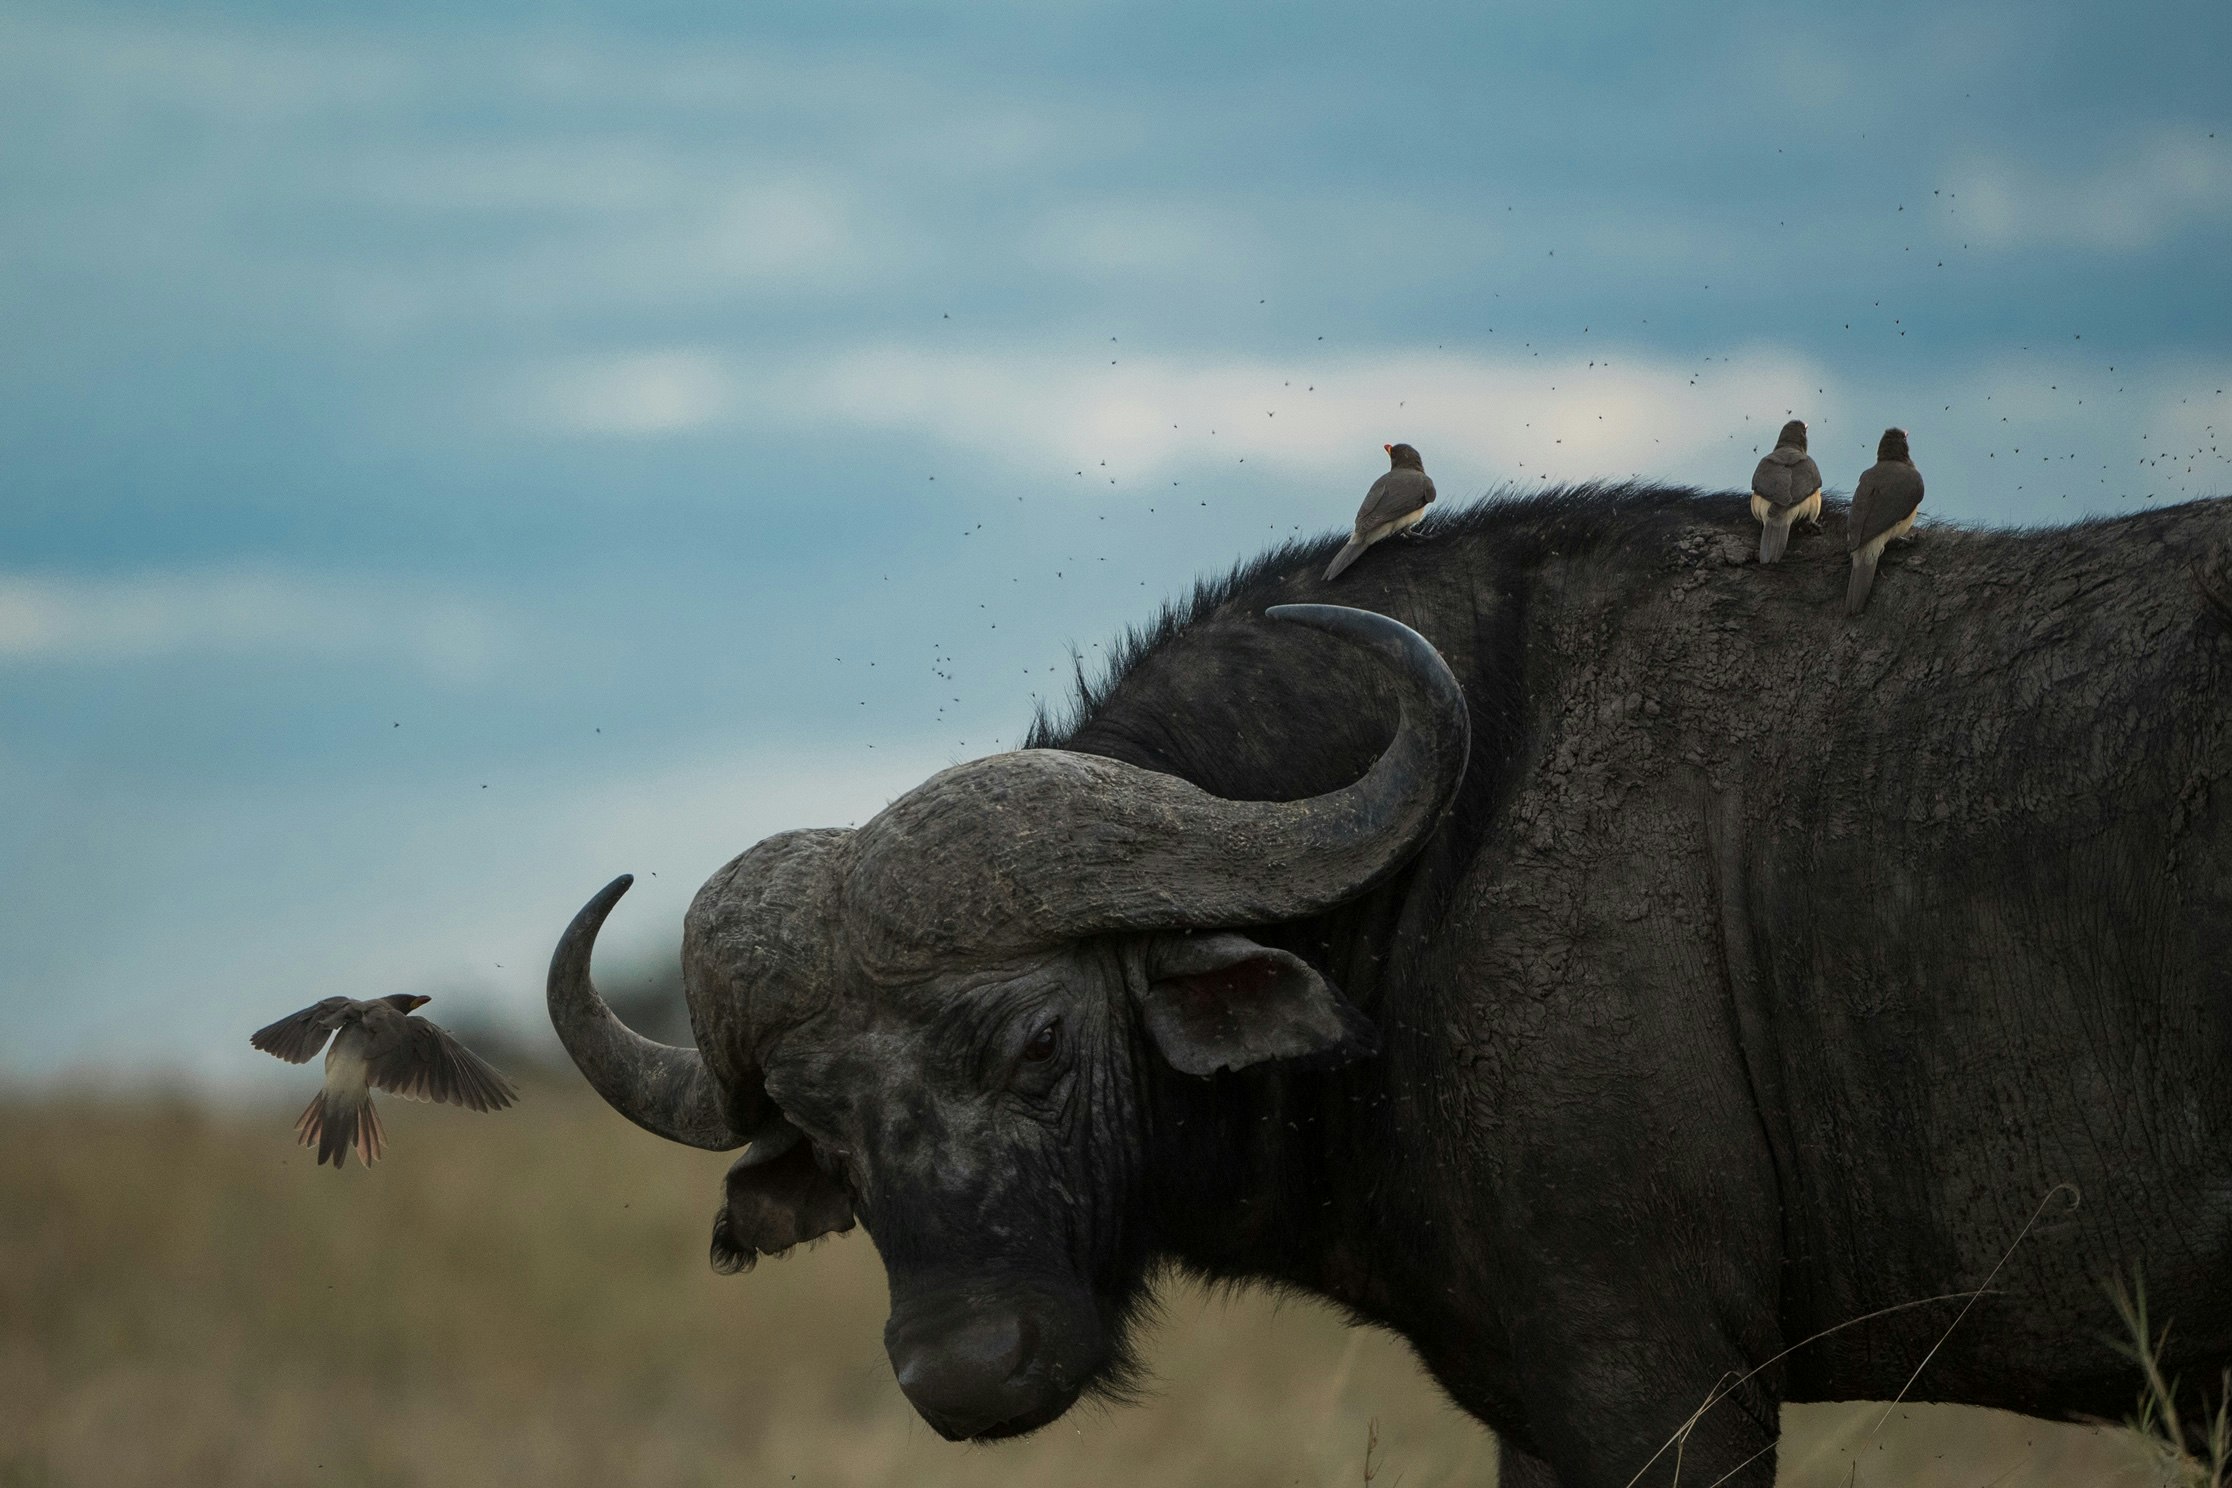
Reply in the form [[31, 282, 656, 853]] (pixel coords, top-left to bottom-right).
[[2112, 1277, 2232, 1487]]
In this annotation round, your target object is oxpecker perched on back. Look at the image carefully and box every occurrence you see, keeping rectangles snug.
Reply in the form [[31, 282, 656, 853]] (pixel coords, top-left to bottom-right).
[[1750, 419, 1823, 564], [251, 994, 517, 1167], [1846, 427, 1925, 616], [1325, 443, 1435, 581]]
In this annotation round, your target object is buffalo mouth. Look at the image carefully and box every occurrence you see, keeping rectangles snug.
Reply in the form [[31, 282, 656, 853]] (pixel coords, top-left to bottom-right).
[[925, 1388, 1078, 1444], [885, 1286, 1106, 1443]]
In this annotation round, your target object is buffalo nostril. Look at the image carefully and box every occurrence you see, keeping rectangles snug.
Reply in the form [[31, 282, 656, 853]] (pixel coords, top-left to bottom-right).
[[890, 1309, 1069, 1440], [928, 1311, 1026, 1379]]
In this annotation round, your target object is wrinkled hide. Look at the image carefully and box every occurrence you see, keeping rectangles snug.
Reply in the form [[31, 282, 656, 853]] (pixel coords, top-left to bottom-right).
[[558, 486, 2232, 1488]]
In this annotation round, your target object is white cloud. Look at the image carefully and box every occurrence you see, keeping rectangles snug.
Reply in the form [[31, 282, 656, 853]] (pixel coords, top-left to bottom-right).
[[0, 13, 414, 123], [346, 140, 711, 216], [322, 168, 888, 337], [0, 13, 935, 135], [507, 338, 1844, 490], [1, 14, 1077, 333], [0, 739, 958, 1082], [501, 338, 2232, 517], [810, 344, 1835, 483], [1941, 130, 2232, 252], [0, 570, 508, 682], [527, 348, 740, 436], [1751, 38, 1858, 113], [1025, 199, 1265, 281]]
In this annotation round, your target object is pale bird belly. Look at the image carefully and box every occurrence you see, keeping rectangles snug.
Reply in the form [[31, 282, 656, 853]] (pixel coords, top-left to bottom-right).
[[1752, 490, 1822, 524], [1856, 508, 1919, 562], [323, 1043, 370, 1097], [1365, 506, 1426, 542]]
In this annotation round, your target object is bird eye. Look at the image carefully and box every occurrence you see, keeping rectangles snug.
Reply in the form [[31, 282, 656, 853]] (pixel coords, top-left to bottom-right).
[[1022, 1018, 1061, 1064]]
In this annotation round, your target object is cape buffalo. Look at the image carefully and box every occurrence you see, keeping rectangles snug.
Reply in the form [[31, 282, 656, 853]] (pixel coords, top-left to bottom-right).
[[549, 486, 2232, 1486]]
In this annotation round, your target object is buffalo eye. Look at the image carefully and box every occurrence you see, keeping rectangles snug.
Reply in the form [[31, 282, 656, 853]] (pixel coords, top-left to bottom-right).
[[1022, 1017, 1061, 1064]]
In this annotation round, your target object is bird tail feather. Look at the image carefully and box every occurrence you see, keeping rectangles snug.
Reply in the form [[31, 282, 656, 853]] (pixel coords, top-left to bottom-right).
[[297, 1090, 381, 1169], [1759, 512, 1792, 565], [1324, 537, 1368, 581], [356, 1100, 385, 1167], [1847, 551, 1879, 617], [295, 1090, 338, 1167]]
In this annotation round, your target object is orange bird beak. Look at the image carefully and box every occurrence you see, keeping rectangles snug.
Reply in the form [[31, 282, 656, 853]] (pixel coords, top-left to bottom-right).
[[406, 995, 433, 1011], [1382, 443, 1393, 453]]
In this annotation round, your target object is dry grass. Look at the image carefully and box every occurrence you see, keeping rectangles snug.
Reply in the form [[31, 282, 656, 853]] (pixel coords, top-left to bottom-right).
[[2112, 1279, 2232, 1487], [0, 1088, 2163, 1486]]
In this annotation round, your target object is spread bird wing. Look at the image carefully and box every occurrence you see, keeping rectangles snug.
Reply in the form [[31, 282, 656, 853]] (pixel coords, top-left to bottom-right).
[[1848, 463, 1924, 548], [250, 997, 355, 1063], [362, 1014, 519, 1112], [1355, 469, 1435, 531]]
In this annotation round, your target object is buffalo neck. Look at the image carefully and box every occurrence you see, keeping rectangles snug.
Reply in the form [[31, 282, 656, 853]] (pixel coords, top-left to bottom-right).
[[1133, 1022, 1426, 1320], [1041, 496, 1690, 1317]]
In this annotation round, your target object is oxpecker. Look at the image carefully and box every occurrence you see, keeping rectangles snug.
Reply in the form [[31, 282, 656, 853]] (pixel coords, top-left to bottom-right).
[[251, 994, 517, 1167], [1750, 419, 1824, 564], [1325, 443, 1436, 580], [1846, 427, 1925, 616]]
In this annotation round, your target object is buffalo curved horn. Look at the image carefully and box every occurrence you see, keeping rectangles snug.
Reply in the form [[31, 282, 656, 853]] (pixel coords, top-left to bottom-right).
[[548, 874, 746, 1151], [844, 604, 1471, 972]]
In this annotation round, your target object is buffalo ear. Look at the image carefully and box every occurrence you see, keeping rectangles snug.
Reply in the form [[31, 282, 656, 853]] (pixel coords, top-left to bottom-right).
[[710, 1129, 855, 1275], [1137, 932, 1378, 1077]]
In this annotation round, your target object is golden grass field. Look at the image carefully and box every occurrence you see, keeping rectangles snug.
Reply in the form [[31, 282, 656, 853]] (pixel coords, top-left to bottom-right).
[[0, 1086, 2171, 1486]]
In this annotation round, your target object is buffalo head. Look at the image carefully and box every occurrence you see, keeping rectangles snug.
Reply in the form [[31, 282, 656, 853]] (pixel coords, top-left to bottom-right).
[[548, 604, 1467, 1440]]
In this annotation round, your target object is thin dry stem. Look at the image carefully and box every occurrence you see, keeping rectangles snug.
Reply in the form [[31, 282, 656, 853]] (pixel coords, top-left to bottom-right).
[[2111, 1275, 2232, 1487]]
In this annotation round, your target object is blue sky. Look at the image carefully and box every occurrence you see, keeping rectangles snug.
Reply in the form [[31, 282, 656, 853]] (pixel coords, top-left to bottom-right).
[[3, 0, 2227, 1079]]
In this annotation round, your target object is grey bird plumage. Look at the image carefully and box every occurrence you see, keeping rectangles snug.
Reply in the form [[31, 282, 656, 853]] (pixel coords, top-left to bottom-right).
[[1750, 418, 1824, 564], [251, 993, 517, 1167], [1325, 443, 1436, 580], [1846, 427, 1925, 616]]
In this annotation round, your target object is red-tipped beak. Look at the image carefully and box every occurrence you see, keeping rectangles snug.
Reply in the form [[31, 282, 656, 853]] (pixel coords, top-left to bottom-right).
[[1382, 443, 1393, 453], [406, 995, 432, 1011]]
